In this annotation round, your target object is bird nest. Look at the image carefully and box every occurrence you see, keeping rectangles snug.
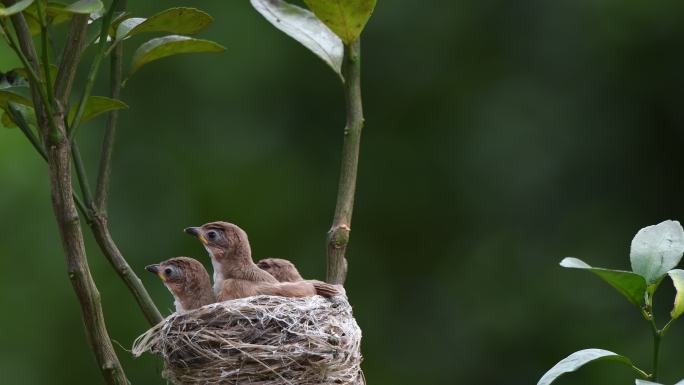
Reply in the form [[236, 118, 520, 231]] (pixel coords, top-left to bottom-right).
[[132, 295, 364, 385]]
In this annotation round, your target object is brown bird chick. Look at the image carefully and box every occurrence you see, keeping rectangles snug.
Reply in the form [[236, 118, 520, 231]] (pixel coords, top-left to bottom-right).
[[257, 258, 304, 282], [258, 257, 347, 296], [146, 257, 216, 313], [184, 221, 340, 301]]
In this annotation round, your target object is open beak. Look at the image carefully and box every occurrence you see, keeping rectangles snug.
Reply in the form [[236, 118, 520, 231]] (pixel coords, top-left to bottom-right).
[[145, 264, 166, 281], [184, 226, 208, 244]]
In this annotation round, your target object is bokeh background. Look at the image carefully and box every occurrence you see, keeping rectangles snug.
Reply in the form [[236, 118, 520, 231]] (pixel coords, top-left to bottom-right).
[[2, 0, 684, 384]]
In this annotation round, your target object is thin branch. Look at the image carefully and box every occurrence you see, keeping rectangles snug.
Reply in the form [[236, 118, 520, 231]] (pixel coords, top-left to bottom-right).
[[55, 14, 89, 105], [70, 129, 164, 325], [95, 11, 124, 211], [68, 0, 120, 140], [89, 217, 164, 325], [326, 39, 364, 285], [35, 0, 56, 109], [72, 141, 95, 208]]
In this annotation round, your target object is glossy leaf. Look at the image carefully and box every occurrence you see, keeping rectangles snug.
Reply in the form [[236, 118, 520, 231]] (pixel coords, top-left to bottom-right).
[[68, 96, 128, 124], [302, 0, 376, 44], [63, 0, 103, 14], [128, 35, 225, 78], [0, 0, 34, 17], [115, 7, 212, 43], [114, 17, 145, 41], [560, 257, 647, 308], [251, 0, 343, 77], [538, 349, 640, 385], [668, 269, 684, 319], [631, 220, 684, 284]]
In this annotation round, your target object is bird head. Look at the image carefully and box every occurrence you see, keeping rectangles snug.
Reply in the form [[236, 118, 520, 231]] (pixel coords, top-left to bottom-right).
[[146, 257, 213, 308], [184, 221, 253, 265]]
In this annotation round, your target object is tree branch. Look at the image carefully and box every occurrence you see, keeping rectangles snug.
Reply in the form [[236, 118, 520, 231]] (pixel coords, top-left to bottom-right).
[[3, 2, 129, 383], [326, 39, 364, 285]]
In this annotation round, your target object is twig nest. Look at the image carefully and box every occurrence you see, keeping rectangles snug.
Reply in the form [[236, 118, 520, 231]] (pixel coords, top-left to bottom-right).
[[132, 295, 364, 385]]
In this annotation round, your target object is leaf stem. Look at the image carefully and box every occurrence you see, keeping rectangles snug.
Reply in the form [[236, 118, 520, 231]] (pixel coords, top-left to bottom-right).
[[326, 38, 364, 285], [631, 364, 651, 380], [651, 322, 661, 381]]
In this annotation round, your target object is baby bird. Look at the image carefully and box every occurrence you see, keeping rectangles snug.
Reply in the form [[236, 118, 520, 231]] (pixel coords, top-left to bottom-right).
[[146, 257, 216, 312], [258, 257, 346, 296], [184, 221, 340, 301], [257, 258, 304, 282]]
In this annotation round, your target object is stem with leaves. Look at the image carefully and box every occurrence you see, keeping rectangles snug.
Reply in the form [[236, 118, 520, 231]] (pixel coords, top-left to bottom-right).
[[326, 39, 364, 285], [2, 3, 129, 384]]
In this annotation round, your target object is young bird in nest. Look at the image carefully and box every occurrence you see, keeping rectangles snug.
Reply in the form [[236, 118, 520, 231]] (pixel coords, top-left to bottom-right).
[[256, 258, 304, 282], [258, 257, 347, 295], [184, 221, 340, 301], [146, 257, 216, 312]]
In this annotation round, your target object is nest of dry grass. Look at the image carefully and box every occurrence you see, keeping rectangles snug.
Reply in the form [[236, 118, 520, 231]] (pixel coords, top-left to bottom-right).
[[132, 295, 364, 385]]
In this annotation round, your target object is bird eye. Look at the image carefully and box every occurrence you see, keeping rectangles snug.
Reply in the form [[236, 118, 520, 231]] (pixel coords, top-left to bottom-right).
[[207, 230, 218, 240], [164, 268, 173, 276]]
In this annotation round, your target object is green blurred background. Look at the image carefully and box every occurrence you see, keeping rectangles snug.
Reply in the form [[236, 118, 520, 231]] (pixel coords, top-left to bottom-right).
[[2, 0, 684, 384]]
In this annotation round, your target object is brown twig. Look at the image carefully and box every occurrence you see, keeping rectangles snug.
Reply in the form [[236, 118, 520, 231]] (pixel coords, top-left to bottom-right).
[[326, 39, 364, 285]]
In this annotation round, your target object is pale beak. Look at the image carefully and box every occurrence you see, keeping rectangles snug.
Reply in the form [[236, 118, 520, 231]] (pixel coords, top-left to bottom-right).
[[184, 226, 208, 244], [145, 264, 166, 281]]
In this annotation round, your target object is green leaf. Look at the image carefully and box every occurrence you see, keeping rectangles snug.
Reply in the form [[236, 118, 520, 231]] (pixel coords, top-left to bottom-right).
[[668, 269, 684, 319], [0, 90, 32, 110], [1, 102, 35, 129], [62, 0, 103, 14], [250, 0, 343, 77], [0, 0, 34, 17], [560, 257, 647, 308], [0, 91, 33, 128], [67, 96, 128, 125], [128, 35, 225, 78], [114, 17, 145, 40], [302, 0, 376, 44], [538, 349, 642, 385], [115, 7, 212, 44], [631, 220, 684, 284]]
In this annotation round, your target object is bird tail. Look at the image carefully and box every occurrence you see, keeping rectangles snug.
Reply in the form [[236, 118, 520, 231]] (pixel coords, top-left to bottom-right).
[[311, 280, 343, 297]]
